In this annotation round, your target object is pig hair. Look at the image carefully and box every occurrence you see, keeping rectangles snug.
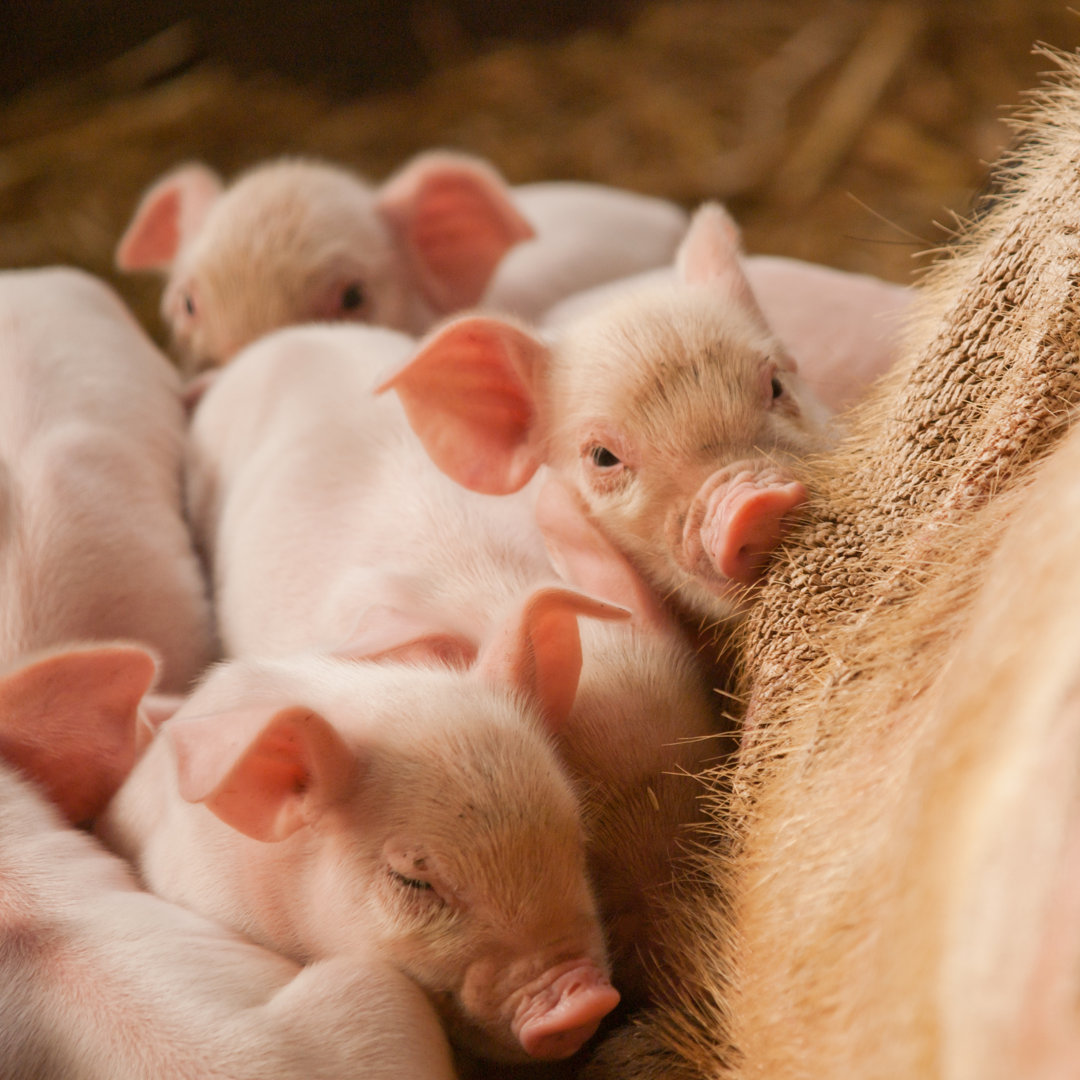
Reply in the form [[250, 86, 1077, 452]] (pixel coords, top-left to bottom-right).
[[586, 47, 1080, 1079]]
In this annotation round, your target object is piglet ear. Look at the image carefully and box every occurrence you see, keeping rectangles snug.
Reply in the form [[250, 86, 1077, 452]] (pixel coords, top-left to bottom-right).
[[476, 586, 630, 734], [535, 476, 677, 636], [377, 151, 535, 313], [676, 202, 772, 333], [336, 604, 478, 671], [116, 163, 224, 271], [378, 315, 548, 494], [169, 705, 355, 842], [0, 643, 159, 825]]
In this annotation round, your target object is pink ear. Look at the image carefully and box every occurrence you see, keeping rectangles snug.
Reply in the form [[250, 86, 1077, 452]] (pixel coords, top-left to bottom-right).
[[336, 604, 478, 671], [378, 315, 548, 494], [0, 643, 159, 824], [116, 163, 224, 271], [535, 476, 677, 636], [377, 151, 535, 313], [676, 202, 772, 332], [475, 586, 630, 733], [168, 704, 355, 842]]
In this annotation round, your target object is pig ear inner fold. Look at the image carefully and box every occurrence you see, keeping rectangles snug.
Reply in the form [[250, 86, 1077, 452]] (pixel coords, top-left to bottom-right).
[[115, 163, 224, 271], [0, 642, 160, 824], [475, 585, 630, 734], [376, 153, 535, 314], [378, 316, 548, 495], [169, 705, 356, 843]]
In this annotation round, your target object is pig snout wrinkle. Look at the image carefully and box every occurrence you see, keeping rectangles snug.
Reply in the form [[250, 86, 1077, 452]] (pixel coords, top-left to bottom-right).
[[676, 465, 807, 590], [511, 963, 620, 1060], [704, 476, 808, 585]]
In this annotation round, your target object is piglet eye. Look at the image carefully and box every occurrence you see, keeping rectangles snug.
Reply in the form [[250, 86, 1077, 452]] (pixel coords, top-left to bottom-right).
[[770, 375, 783, 400], [341, 283, 365, 312], [590, 445, 621, 468], [392, 871, 433, 891], [183, 293, 196, 317]]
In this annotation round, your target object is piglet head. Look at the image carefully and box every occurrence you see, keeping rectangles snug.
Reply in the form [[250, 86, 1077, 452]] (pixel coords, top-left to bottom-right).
[[117, 154, 533, 373], [381, 203, 826, 627], [165, 587, 625, 1062], [546, 204, 823, 624], [407, 585, 626, 1061]]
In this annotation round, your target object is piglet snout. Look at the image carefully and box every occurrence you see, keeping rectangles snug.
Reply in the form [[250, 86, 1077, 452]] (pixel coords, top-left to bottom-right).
[[703, 470, 807, 584], [511, 964, 620, 1060], [680, 464, 807, 591]]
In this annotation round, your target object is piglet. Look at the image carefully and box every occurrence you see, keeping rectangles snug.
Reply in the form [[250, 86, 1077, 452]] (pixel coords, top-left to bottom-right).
[[0, 267, 214, 690], [98, 586, 626, 1064], [184, 322, 721, 1006], [0, 644, 456, 1080], [381, 203, 832, 628], [115, 151, 686, 371]]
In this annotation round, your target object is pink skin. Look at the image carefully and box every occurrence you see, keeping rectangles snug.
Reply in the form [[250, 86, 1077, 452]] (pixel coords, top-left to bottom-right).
[[380, 202, 831, 627], [0, 647, 456, 1080], [483, 180, 689, 321], [542, 249, 911, 417], [184, 321, 718, 1012], [116, 153, 687, 377], [116, 152, 534, 373], [99, 587, 626, 1063], [739, 254, 910, 414], [0, 267, 215, 692]]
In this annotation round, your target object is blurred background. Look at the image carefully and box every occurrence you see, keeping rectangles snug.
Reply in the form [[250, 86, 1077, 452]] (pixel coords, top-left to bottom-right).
[[2, 0, 1078, 345]]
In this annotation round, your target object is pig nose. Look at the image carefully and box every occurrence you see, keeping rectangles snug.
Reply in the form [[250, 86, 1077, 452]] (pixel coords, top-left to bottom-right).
[[703, 477, 807, 585], [513, 966, 620, 1060]]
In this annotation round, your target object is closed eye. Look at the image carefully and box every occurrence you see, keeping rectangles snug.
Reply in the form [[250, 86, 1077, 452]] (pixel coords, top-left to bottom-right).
[[391, 870, 433, 891]]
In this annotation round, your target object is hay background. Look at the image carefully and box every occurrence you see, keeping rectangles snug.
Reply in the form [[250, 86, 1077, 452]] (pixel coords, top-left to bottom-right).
[[3, 0, 1078, 351]]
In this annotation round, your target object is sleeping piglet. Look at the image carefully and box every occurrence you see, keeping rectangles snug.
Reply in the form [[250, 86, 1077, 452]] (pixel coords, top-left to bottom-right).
[[115, 152, 687, 372], [0, 643, 456, 1080], [380, 202, 832, 628], [0, 267, 214, 690], [98, 586, 627, 1064]]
